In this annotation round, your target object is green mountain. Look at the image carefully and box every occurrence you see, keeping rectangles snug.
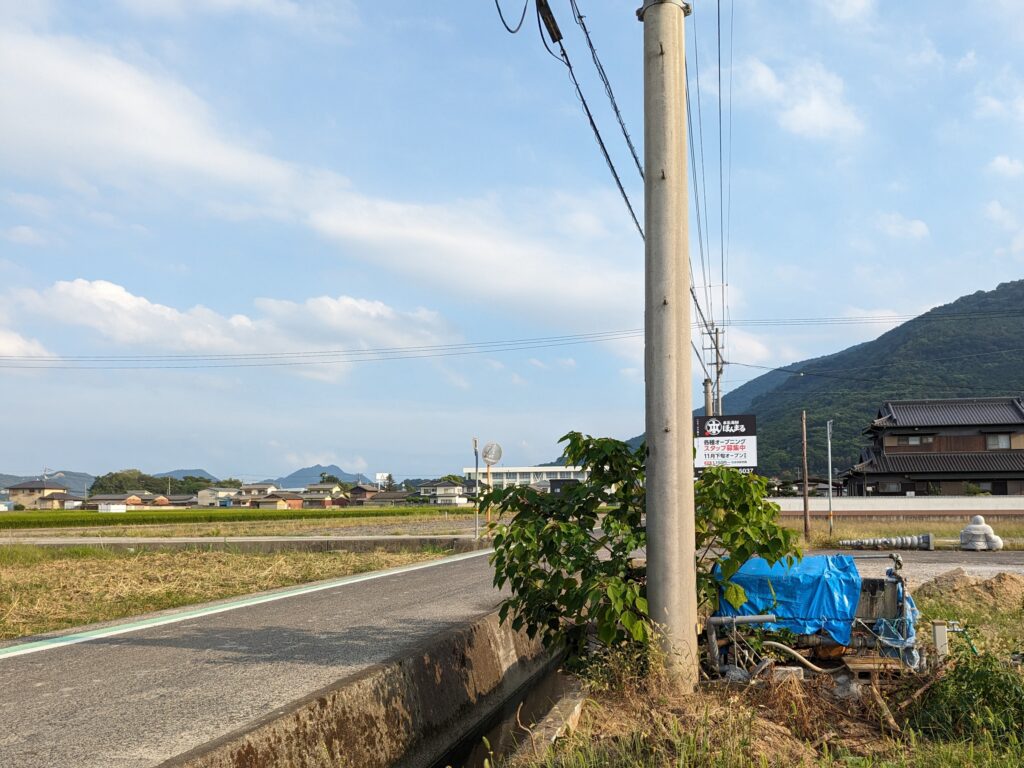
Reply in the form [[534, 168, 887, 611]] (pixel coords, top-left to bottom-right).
[[0, 470, 95, 497], [627, 280, 1024, 478]]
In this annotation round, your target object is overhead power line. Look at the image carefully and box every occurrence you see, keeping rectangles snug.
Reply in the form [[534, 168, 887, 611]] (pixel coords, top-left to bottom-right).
[[534, 0, 644, 237], [0, 329, 645, 367], [728, 361, 1024, 396], [569, 0, 644, 181], [494, 0, 530, 34]]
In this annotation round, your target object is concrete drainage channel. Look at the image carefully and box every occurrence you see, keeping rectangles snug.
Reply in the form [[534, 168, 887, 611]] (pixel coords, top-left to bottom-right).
[[159, 609, 581, 768]]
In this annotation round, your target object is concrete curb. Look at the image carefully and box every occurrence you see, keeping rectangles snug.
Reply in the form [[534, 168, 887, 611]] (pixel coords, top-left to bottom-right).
[[158, 609, 548, 768], [510, 677, 586, 762]]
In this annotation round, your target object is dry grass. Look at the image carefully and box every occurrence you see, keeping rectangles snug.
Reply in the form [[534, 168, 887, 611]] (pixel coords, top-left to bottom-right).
[[0, 545, 441, 640], [0, 514, 475, 539]]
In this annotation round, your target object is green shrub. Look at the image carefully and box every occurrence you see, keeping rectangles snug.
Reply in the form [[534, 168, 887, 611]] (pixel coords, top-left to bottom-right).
[[907, 649, 1024, 741], [485, 432, 799, 661]]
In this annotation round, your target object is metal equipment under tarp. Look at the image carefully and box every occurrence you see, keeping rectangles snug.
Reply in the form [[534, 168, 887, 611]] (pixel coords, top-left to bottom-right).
[[709, 554, 922, 679], [714, 555, 862, 645]]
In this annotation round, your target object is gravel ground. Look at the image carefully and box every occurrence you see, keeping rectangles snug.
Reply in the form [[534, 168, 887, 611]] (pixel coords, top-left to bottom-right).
[[821, 549, 1024, 587]]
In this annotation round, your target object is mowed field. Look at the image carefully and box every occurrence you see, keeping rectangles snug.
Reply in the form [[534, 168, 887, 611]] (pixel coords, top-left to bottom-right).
[[0, 544, 446, 640], [0, 505, 473, 531]]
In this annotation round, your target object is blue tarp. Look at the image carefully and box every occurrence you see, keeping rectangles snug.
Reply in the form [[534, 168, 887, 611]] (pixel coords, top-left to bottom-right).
[[713, 555, 862, 645]]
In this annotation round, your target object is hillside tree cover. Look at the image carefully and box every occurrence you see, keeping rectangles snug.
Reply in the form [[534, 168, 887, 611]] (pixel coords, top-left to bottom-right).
[[89, 470, 231, 496], [628, 280, 1024, 478]]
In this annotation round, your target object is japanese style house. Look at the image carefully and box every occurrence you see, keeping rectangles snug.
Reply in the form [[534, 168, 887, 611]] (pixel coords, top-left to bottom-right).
[[845, 397, 1024, 496]]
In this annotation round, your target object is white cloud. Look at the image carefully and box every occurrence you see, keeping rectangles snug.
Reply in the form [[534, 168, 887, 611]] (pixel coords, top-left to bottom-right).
[[989, 155, 1024, 178], [906, 39, 943, 68], [985, 200, 1017, 231], [528, 358, 547, 369], [619, 367, 641, 382], [2, 191, 52, 217], [0, 29, 296, 189], [115, 0, 356, 30], [0, 328, 49, 358], [3, 225, 48, 245], [0, 27, 642, 330], [815, 0, 875, 23], [15, 279, 455, 381], [974, 70, 1024, 122], [955, 51, 977, 72], [740, 58, 863, 141], [0, 0, 54, 28], [876, 212, 929, 240]]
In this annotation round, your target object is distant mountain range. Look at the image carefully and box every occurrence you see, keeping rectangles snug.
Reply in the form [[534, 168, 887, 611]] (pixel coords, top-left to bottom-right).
[[153, 469, 219, 482], [0, 470, 96, 497], [271, 464, 372, 489], [610, 279, 1024, 478], [1, 464, 373, 496]]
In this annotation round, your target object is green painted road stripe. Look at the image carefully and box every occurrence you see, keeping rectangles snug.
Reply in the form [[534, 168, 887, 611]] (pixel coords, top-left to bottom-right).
[[0, 548, 493, 661]]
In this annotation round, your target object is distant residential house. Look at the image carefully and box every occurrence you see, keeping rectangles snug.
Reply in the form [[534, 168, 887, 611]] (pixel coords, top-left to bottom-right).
[[166, 495, 198, 507], [417, 480, 468, 506], [85, 494, 143, 509], [238, 483, 278, 497], [845, 397, 1024, 496], [34, 493, 86, 511], [348, 484, 380, 504], [197, 487, 239, 507], [5, 479, 71, 509], [0, 501, 13, 512], [301, 492, 349, 509], [304, 482, 342, 495], [253, 491, 304, 510], [362, 490, 415, 507]]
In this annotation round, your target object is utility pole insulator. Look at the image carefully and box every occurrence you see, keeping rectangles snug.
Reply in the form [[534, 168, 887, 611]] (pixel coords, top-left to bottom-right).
[[536, 0, 563, 43]]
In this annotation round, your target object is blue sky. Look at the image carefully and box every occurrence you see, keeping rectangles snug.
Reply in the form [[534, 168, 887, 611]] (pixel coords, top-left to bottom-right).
[[1, 0, 1022, 480]]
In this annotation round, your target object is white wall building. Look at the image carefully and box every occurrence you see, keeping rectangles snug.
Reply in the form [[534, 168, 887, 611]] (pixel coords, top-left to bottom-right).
[[462, 466, 588, 491]]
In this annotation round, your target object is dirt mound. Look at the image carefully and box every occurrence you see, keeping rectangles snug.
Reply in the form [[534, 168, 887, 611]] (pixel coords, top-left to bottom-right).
[[914, 568, 1024, 610]]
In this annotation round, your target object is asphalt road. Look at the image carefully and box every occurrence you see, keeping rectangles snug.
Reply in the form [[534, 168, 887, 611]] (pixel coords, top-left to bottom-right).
[[0, 550, 501, 768], [2, 546, 1022, 768]]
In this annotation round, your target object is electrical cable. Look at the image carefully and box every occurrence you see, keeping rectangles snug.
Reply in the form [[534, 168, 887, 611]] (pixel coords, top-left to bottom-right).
[[728, 361, 1024, 396], [569, 0, 644, 180], [689, 4, 715, 324], [535, 1, 643, 237], [494, 0, 529, 34]]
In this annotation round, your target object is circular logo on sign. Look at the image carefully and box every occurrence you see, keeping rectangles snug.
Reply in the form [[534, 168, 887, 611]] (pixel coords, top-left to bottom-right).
[[704, 418, 722, 436]]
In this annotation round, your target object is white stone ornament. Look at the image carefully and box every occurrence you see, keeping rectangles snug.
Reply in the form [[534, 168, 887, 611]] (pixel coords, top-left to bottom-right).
[[959, 515, 1004, 551]]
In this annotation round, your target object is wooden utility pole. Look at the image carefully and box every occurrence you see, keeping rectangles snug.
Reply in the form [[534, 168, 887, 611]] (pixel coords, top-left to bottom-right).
[[802, 410, 811, 540], [638, 0, 699, 690]]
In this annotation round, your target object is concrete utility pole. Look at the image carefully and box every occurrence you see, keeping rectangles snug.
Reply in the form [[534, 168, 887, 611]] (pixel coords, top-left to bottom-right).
[[638, 0, 699, 690], [802, 410, 811, 541], [703, 377, 714, 417], [826, 419, 834, 539]]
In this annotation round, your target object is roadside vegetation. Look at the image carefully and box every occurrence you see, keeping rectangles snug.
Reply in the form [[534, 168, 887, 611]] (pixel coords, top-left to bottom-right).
[[486, 434, 1024, 768], [0, 505, 472, 530], [0, 544, 443, 640]]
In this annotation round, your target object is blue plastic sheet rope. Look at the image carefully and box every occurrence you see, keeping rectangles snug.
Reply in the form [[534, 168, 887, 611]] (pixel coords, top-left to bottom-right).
[[713, 555, 862, 645]]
